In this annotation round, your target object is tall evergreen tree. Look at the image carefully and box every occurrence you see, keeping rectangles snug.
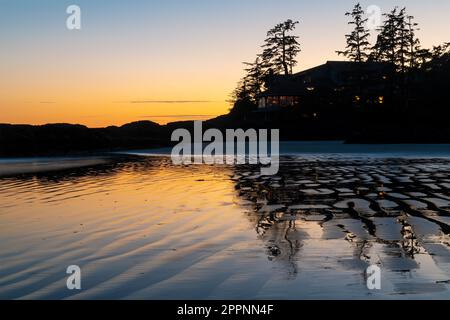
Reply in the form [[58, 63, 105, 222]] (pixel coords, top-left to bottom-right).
[[229, 78, 249, 104], [228, 77, 258, 116], [372, 7, 422, 71], [405, 15, 421, 69], [242, 57, 267, 100], [336, 3, 371, 62], [372, 8, 398, 65], [230, 58, 266, 102], [396, 8, 410, 73], [261, 19, 301, 75]]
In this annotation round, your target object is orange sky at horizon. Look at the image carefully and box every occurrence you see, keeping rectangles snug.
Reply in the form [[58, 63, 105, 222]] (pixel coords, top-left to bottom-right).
[[1, 0, 449, 127], [0, 42, 237, 126], [0, 47, 237, 126]]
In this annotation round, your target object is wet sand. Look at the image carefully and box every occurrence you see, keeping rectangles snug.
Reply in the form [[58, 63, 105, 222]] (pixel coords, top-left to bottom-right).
[[0, 158, 109, 177], [234, 157, 450, 298], [0, 156, 450, 299]]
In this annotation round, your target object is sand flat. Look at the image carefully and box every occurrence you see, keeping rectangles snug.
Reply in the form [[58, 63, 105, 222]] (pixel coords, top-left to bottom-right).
[[1, 155, 450, 299], [0, 158, 109, 177]]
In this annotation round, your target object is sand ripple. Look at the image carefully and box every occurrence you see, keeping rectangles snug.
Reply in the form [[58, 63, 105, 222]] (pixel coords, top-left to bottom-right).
[[1, 156, 450, 299]]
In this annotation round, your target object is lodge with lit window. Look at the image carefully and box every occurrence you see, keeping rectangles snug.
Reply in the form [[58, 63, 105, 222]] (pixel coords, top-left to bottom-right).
[[257, 61, 393, 112]]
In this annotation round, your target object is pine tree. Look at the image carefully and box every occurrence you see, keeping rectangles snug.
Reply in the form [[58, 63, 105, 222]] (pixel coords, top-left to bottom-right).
[[229, 78, 249, 104], [372, 8, 398, 65], [228, 77, 258, 115], [431, 42, 450, 58], [405, 15, 421, 69], [336, 3, 371, 62], [415, 48, 432, 67], [372, 7, 423, 71], [261, 19, 301, 75], [396, 8, 410, 73], [228, 57, 267, 109], [242, 57, 267, 100], [426, 42, 450, 70]]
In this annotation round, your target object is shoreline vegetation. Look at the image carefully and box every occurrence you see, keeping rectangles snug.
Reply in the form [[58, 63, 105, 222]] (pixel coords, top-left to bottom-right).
[[1, 119, 450, 158], [1, 3, 449, 158]]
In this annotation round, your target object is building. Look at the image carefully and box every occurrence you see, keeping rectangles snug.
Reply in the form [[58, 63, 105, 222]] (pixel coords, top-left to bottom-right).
[[257, 61, 394, 110]]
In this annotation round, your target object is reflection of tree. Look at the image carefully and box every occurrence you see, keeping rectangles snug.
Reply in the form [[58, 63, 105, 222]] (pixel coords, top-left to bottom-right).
[[354, 240, 372, 263], [233, 157, 450, 279], [255, 213, 303, 278], [399, 219, 420, 257]]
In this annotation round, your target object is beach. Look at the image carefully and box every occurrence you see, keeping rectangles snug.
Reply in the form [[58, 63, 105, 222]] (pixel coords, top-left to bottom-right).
[[1, 147, 450, 299], [0, 157, 109, 177]]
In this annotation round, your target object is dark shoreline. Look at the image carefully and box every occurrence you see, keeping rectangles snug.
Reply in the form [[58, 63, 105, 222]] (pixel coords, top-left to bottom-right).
[[2, 118, 450, 158]]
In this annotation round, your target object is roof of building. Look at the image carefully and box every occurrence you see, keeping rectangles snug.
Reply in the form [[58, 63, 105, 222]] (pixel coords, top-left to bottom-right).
[[294, 60, 393, 77], [258, 61, 394, 97]]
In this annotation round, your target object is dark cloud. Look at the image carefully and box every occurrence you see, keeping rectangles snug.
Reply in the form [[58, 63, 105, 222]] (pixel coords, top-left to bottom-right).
[[116, 100, 212, 104], [141, 115, 215, 118]]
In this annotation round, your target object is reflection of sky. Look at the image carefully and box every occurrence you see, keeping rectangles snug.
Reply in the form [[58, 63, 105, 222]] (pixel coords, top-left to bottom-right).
[[1, 0, 449, 126], [122, 141, 450, 159]]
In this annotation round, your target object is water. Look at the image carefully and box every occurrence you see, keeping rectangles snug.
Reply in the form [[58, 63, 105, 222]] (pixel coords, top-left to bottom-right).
[[1, 143, 450, 299], [124, 141, 450, 158]]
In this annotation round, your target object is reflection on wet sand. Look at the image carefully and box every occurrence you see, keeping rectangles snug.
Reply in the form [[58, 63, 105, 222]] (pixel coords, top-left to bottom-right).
[[1, 156, 450, 299], [234, 157, 450, 296]]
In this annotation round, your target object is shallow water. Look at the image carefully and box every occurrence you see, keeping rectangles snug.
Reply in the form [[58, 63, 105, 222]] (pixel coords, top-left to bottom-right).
[[1, 154, 450, 299], [126, 141, 450, 158]]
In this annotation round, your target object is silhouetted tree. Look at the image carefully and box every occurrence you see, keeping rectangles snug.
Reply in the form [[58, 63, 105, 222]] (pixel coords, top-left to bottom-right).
[[229, 19, 301, 111], [415, 48, 433, 66], [372, 7, 422, 72], [372, 8, 399, 65], [229, 79, 250, 104], [229, 57, 266, 108], [336, 3, 371, 62], [228, 78, 257, 115], [396, 8, 410, 73], [426, 42, 450, 69], [261, 19, 301, 75], [405, 15, 421, 69], [431, 42, 450, 59], [242, 57, 267, 100]]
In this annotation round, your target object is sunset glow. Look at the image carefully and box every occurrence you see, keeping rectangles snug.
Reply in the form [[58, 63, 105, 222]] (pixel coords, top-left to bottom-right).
[[1, 0, 449, 126]]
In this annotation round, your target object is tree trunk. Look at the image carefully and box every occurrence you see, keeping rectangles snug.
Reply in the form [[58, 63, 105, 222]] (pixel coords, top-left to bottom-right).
[[282, 31, 289, 75]]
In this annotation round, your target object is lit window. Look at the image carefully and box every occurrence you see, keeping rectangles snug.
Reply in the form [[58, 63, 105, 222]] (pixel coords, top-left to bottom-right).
[[378, 96, 384, 104], [259, 98, 266, 109]]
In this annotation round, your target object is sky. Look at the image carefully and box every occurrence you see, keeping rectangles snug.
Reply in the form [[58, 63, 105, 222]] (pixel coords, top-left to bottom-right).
[[0, 0, 449, 127]]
